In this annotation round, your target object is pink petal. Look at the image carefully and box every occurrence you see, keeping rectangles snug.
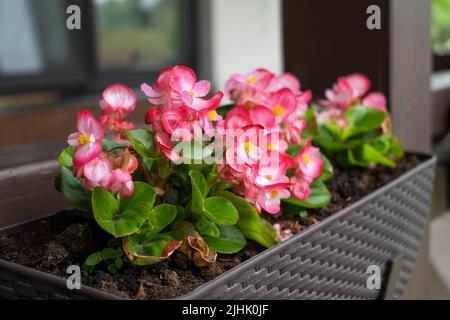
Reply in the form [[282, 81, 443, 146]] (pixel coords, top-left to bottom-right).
[[141, 83, 167, 105], [181, 91, 194, 107], [267, 73, 301, 93], [121, 180, 134, 197], [99, 99, 108, 110], [291, 178, 310, 200], [102, 84, 137, 113], [156, 131, 174, 150], [68, 132, 80, 147], [193, 80, 211, 97], [77, 109, 104, 140], [298, 90, 312, 105], [363, 92, 387, 111], [190, 91, 224, 112], [169, 65, 197, 92], [249, 105, 276, 129], [155, 66, 174, 92], [73, 140, 102, 168], [346, 74, 371, 98], [112, 169, 132, 184]]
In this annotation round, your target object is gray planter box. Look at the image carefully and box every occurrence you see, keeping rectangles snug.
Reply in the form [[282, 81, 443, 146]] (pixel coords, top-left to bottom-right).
[[0, 156, 436, 300]]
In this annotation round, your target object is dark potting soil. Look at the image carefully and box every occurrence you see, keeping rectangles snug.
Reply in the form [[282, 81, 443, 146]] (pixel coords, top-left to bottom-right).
[[0, 153, 425, 299]]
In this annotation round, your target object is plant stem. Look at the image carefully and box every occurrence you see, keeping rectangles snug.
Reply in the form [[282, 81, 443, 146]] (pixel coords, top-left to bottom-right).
[[140, 161, 153, 185]]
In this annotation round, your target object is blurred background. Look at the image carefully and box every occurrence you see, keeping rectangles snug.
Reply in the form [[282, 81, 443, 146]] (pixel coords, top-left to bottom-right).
[[0, 0, 449, 299]]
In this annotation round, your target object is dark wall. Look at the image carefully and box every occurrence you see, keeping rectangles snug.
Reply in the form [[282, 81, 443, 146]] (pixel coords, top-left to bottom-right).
[[283, 0, 390, 97]]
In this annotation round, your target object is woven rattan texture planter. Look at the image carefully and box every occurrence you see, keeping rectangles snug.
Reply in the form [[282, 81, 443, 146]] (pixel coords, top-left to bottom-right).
[[0, 157, 436, 300]]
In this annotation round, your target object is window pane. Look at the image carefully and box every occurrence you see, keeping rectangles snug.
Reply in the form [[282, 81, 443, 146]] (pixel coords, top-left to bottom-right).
[[0, 0, 81, 77], [94, 0, 185, 71], [432, 0, 450, 56]]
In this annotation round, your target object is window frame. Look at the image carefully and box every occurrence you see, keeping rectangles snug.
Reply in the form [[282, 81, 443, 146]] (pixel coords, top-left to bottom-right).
[[0, 0, 198, 96]]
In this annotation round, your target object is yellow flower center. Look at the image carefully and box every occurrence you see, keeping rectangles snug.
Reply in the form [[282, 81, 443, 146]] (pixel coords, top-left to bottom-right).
[[189, 91, 196, 97], [209, 110, 218, 121], [271, 189, 279, 199], [78, 134, 90, 146], [244, 141, 255, 154], [273, 104, 285, 117], [267, 175, 273, 181], [266, 144, 274, 151], [245, 101, 256, 109], [302, 154, 311, 164], [245, 75, 259, 84]]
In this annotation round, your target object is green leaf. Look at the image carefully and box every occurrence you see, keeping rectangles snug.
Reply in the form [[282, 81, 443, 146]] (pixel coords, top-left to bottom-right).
[[58, 147, 75, 168], [100, 248, 122, 260], [286, 144, 303, 157], [203, 197, 239, 225], [59, 166, 91, 212], [176, 140, 213, 162], [143, 204, 178, 237], [347, 149, 369, 167], [107, 264, 117, 274], [85, 252, 102, 267], [319, 153, 333, 181], [189, 170, 238, 225], [102, 139, 126, 153], [115, 258, 123, 270], [389, 136, 404, 159], [205, 225, 246, 254], [361, 144, 396, 168], [127, 129, 158, 159], [216, 191, 280, 248], [123, 232, 182, 266], [216, 104, 234, 118], [92, 182, 156, 237], [189, 170, 208, 214], [342, 105, 387, 140], [196, 216, 220, 237], [318, 121, 342, 140], [370, 134, 392, 154], [299, 211, 309, 218], [284, 179, 331, 209]]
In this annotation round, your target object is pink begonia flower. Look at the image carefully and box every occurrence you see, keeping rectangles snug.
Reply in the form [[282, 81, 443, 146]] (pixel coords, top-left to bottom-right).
[[290, 175, 311, 201], [99, 84, 137, 117], [141, 66, 174, 106], [234, 125, 265, 167], [100, 115, 135, 140], [294, 140, 323, 180], [256, 183, 291, 215], [110, 169, 134, 197], [225, 69, 274, 102], [155, 131, 181, 162], [266, 88, 297, 124], [345, 73, 371, 98], [255, 163, 290, 187], [68, 109, 104, 168], [273, 223, 294, 241], [285, 119, 306, 145], [258, 132, 289, 154], [225, 105, 276, 130], [314, 107, 348, 129], [81, 156, 112, 190], [324, 73, 371, 109], [113, 149, 138, 174], [266, 73, 300, 93], [267, 73, 312, 115], [141, 65, 223, 112], [362, 92, 387, 111]]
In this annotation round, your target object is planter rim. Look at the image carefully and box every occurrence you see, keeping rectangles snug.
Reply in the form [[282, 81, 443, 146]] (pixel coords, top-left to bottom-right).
[[0, 155, 436, 300], [0, 259, 121, 300], [178, 155, 436, 299]]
